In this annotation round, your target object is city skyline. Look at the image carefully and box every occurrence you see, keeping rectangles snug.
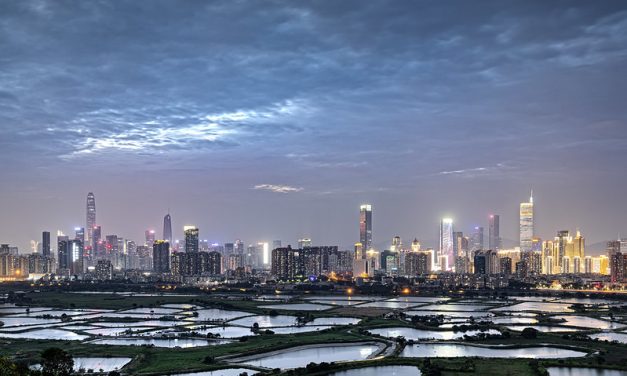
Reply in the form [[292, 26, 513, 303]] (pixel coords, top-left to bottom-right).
[[1, 1, 627, 253], [1, 190, 620, 256]]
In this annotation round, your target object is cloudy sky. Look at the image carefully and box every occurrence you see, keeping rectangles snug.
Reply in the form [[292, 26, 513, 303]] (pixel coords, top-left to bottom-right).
[[1, 0, 626, 252]]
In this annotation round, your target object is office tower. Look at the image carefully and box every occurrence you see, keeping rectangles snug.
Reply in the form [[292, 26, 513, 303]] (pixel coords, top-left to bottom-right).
[[145, 229, 156, 247], [74, 227, 85, 243], [607, 240, 621, 256], [152, 240, 170, 273], [272, 240, 282, 249], [86, 192, 96, 245], [125, 240, 137, 269], [136, 245, 152, 270], [224, 242, 234, 256], [380, 250, 399, 276], [488, 215, 501, 251], [391, 236, 402, 252], [453, 232, 468, 259], [57, 235, 69, 271], [572, 231, 585, 268], [411, 238, 421, 252], [105, 235, 118, 264], [58, 238, 83, 276], [163, 213, 172, 244], [555, 230, 570, 273], [529, 237, 543, 275], [257, 242, 269, 266], [359, 204, 373, 251], [354, 242, 365, 260], [474, 251, 487, 275], [184, 226, 199, 253], [474, 249, 498, 275], [439, 218, 454, 271], [42, 231, 50, 257], [471, 226, 484, 251], [92, 225, 102, 259], [298, 238, 312, 248], [235, 239, 244, 255], [519, 192, 534, 253]]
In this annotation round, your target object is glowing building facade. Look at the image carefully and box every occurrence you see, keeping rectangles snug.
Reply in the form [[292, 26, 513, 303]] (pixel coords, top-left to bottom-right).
[[519, 192, 534, 253], [359, 204, 372, 251], [86, 192, 96, 247], [439, 218, 454, 271]]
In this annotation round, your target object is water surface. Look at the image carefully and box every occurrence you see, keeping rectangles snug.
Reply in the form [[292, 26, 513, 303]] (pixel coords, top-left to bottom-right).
[[401, 343, 586, 358]]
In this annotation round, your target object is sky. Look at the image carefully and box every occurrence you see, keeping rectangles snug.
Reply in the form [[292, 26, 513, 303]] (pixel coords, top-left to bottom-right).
[[1, 0, 626, 253]]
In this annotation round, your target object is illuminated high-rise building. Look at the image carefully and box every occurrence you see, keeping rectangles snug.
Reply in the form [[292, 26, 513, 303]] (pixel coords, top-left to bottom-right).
[[298, 238, 312, 248], [163, 213, 172, 244], [42, 231, 50, 257], [411, 238, 421, 252], [488, 214, 501, 251], [519, 192, 534, 253], [86, 192, 96, 245], [145, 229, 156, 247], [390, 236, 402, 252], [184, 226, 199, 253], [555, 230, 570, 273], [74, 227, 84, 244], [359, 204, 372, 251], [439, 218, 454, 271], [470, 226, 484, 251], [92, 225, 102, 259], [152, 240, 170, 273]]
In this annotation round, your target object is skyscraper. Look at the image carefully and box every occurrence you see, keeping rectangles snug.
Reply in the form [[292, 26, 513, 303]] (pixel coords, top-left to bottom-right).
[[488, 214, 501, 251], [520, 191, 534, 253], [163, 213, 172, 244], [74, 227, 85, 244], [145, 230, 156, 247], [86, 192, 96, 245], [152, 240, 170, 273], [42, 231, 50, 257], [184, 226, 199, 253], [439, 218, 454, 271], [298, 238, 312, 248], [470, 226, 484, 252], [359, 204, 372, 250]]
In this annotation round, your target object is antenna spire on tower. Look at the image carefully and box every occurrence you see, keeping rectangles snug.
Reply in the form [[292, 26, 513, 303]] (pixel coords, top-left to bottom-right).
[[530, 189, 533, 204]]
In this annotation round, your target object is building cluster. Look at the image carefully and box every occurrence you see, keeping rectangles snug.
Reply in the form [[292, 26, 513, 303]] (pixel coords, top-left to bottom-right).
[[270, 246, 352, 281], [344, 193, 627, 286], [1, 191, 626, 288]]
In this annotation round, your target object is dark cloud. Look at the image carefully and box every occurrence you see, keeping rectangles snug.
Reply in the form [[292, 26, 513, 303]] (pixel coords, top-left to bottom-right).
[[1, 0, 626, 251]]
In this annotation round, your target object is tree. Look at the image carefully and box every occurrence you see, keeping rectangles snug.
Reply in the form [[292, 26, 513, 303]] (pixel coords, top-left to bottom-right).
[[41, 348, 74, 376]]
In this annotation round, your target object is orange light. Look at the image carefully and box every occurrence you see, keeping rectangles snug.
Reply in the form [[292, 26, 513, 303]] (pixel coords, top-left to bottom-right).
[[402, 288, 410, 294], [346, 288, 353, 295]]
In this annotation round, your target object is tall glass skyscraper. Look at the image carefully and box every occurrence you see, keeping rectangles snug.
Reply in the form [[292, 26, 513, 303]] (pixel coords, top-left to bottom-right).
[[471, 226, 484, 251], [184, 225, 199, 253], [520, 191, 534, 253], [42, 231, 50, 257], [163, 213, 172, 244], [439, 218, 454, 271], [488, 214, 501, 251], [359, 204, 372, 252], [86, 192, 96, 245]]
